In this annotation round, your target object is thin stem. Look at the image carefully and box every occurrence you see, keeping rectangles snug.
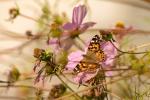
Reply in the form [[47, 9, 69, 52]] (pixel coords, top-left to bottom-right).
[[0, 80, 10, 83], [0, 32, 42, 55], [105, 91, 123, 100], [19, 13, 50, 27], [99, 64, 108, 100], [0, 84, 36, 90], [0, 96, 25, 100], [110, 41, 149, 54], [61, 72, 77, 85], [0, 39, 34, 54], [102, 68, 131, 72], [77, 36, 86, 45], [55, 73, 82, 100], [113, 42, 150, 59], [130, 42, 150, 51], [0, 96, 41, 100], [87, 28, 150, 34]]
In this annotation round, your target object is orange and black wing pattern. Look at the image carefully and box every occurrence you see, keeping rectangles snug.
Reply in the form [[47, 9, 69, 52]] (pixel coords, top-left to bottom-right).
[[74, 35, 106, 73]]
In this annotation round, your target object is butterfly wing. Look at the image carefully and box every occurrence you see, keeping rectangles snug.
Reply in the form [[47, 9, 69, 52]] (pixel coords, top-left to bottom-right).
[[74, 61, 99, 73], [87, 35, 106, 62]]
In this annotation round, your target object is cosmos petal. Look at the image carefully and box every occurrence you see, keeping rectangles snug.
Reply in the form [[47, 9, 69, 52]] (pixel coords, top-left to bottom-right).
[[72, 5, 87, 26], [63, 22, 76, 30], [65, 51, 85, 70], [80, 22, 96, 32]]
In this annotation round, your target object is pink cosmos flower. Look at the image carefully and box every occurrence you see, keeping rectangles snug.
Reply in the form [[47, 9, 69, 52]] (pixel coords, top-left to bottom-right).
[[112, 22, 133, 40], [49, 5, 96, 50], [65, 41, 118, 84], [63, 5, 96, 34]]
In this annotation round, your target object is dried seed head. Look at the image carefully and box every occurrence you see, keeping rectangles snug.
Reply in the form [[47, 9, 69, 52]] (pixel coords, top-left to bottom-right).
[[9, 8, 20, 19], [33, 48, 45, 58], [48, 84, 66, 98]]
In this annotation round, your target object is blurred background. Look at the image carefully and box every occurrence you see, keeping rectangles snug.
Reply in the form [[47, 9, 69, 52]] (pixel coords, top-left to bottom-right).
[[0, 0, 150, 99]]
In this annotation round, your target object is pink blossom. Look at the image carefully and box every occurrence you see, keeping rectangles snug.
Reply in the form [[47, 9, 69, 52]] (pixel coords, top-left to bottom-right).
[[49, 5, 95, 50], [73, 71, 98, 84], [63, 5, 96, 34], [66, 51, 85, 70], [112, 22, 133, 40], [101, 41, 118, 67], [101, 41, 118, 76], [65, 40, 118, 84]]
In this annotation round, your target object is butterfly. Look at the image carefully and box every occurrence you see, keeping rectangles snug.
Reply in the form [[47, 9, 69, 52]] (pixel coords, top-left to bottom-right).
[[74, 35, 106, 73]]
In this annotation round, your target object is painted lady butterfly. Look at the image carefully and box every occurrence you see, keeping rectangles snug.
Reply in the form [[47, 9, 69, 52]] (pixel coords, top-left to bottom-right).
[[74, 35, 106, 73]]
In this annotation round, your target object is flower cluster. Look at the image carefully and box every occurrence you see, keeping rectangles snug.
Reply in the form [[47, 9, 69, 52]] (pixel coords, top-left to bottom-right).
[[33, 4, 120, 99], [31, 5, 120, 100]]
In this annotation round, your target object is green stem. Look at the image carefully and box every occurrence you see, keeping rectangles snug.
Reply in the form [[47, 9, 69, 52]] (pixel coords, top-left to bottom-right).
[[19, 13, 50, 27], [56, 73, 82, 100]]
